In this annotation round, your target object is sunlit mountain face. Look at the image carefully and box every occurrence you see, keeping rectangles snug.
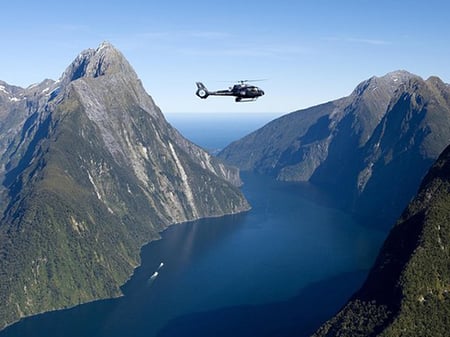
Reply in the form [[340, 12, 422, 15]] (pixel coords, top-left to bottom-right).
[[0, 42, 249, 329]]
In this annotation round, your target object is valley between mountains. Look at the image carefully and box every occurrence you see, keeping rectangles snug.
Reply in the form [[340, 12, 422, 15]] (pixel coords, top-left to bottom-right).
[[1, 42, 450, 336]]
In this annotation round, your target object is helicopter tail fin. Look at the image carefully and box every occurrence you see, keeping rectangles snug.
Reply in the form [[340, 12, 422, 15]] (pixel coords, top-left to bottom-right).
[[195, 82, 209, 99]]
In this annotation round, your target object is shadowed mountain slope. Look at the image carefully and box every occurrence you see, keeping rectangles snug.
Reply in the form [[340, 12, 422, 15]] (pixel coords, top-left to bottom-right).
[[219, 71, 450, 224]]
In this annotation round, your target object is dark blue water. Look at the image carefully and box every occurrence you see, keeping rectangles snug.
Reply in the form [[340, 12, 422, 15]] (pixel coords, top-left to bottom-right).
[[0, 113, 387, 337]]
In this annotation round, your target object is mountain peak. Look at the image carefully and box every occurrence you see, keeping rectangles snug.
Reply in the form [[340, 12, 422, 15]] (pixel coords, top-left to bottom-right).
[[97, 40, 115, 51], [383, 69, 417, 81], [353, 70, 419, 96], [60, 41, 137, 85]]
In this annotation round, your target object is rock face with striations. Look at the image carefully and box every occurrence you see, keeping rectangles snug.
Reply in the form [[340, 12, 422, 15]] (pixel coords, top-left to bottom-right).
[[312, 144, 450, 337], [219, 71, 450, 224], [0, 42, 249, 329]]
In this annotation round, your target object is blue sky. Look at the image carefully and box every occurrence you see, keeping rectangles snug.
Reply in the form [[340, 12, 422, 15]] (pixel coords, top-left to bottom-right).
[[1, 0, 449, 113]]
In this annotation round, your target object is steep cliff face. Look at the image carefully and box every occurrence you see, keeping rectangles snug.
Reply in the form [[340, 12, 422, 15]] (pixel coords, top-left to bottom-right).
[[312, 144, 450, 337], [219, 71, 450, 223], [0, 42, 249, 329]]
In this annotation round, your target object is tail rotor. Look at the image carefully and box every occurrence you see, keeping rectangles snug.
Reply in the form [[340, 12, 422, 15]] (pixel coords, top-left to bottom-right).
[[195, 82, 209, 99]]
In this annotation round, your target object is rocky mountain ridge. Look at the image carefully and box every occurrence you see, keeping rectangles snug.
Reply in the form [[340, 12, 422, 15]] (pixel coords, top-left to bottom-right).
[[219, 70, 450, 224], [0, 42, 249, 329]]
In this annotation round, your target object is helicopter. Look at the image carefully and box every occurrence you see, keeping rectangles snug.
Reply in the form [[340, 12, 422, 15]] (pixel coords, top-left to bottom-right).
[[195, 80, 265, 102]]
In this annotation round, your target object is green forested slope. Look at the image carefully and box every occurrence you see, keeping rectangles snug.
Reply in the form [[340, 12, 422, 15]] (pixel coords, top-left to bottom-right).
[[313, 144, 450, 337]]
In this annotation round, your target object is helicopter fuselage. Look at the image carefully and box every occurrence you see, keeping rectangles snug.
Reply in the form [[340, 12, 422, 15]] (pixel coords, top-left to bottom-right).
[[196, 81, 264, 102]]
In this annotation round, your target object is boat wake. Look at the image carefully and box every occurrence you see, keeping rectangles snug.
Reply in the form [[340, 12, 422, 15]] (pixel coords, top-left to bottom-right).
[[147, 262, 164, 286]]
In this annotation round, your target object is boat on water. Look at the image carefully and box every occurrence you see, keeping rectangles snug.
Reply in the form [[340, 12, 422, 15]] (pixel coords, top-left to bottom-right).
[[148, 262, 164, 284]]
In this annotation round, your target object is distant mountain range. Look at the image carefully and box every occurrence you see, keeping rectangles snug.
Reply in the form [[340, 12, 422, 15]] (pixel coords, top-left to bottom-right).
[[219, 70, 450, 225], [313, 143, 450, 337], [0, 42, 249, 329]]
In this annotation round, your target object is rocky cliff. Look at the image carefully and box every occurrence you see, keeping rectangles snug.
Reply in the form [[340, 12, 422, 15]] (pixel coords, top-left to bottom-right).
[[0, 42, 249, 329]]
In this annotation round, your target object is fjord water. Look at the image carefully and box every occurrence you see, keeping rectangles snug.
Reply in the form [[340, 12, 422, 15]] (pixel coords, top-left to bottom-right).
[[1, 113, 387, 337]]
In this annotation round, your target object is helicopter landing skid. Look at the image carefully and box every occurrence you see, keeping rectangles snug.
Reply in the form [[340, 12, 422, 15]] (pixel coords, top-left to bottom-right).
[[235, 97, 257, 102]]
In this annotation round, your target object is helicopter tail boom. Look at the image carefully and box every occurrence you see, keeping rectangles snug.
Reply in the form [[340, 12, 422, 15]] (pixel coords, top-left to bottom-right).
[[195, 82, 209, 99]]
